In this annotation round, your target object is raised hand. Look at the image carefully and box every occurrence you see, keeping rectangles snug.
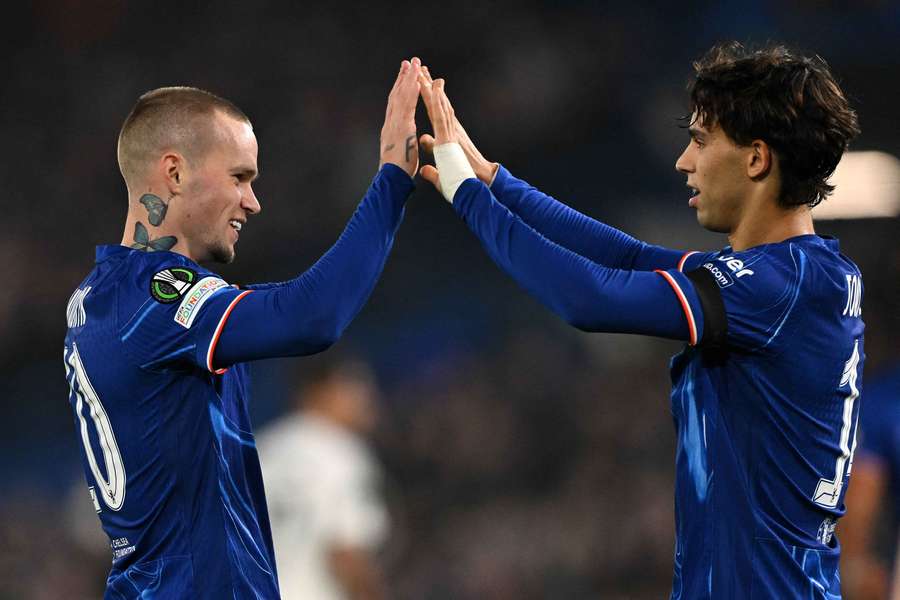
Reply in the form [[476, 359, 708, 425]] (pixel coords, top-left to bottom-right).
[[417, 66, 498, 187], [380, 58, 422, 178]]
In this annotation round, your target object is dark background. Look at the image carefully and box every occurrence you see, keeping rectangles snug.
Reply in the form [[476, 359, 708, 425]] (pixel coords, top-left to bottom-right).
[[2, 1, 898, 598]]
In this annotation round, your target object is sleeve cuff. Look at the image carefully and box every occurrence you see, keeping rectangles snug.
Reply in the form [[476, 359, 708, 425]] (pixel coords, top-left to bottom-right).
[[378, 162, 416, 187], [451, 178, 490, 218], [204, 290, 253, 374], [678, 251, 701, 272], [654, 269, 705, 346], [489, 164, 513, 199]]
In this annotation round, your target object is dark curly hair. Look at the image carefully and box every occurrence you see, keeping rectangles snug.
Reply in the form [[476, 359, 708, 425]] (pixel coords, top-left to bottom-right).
[[685, 42, 860, 208]]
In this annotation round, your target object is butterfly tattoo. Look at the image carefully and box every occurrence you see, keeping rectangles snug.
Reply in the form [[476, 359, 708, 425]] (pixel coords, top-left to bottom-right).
[[130, 222, 177, 252], [139, 194, 169, 226]]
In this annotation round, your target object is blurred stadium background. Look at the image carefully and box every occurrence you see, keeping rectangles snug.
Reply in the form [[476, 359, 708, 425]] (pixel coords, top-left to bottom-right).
[[2, 1, 898, 598]]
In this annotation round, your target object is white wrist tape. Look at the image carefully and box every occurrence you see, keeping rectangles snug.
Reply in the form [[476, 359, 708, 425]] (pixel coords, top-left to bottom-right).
[[433, 142, 476, 204]]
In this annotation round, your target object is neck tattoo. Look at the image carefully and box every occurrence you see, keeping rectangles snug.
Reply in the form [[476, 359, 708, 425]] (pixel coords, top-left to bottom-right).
[[138, 193, 169, 226], [130, 222, 177, 252]]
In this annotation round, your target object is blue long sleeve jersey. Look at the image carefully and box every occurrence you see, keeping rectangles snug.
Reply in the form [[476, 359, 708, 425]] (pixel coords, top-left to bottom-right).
[[453, 166, 866, 600], [62, 164, 413, 599]]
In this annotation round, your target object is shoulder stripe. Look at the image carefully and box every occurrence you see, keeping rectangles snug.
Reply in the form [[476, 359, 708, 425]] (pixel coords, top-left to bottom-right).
[[655, 270, 698, 346], [678, 251, 699, 272], [206, 291, 253, 374]]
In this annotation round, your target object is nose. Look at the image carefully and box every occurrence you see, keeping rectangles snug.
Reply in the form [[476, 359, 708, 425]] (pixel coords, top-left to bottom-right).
[[675, 143, 693, 175], [242, 185, 261, 215]]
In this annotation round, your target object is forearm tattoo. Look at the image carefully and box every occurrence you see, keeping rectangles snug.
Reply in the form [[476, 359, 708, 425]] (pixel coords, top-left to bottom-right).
[[139, 194, 169, 226], [404, 135, 416, 162], [130, 222, 177, 252], [384, 143, 396, 153]]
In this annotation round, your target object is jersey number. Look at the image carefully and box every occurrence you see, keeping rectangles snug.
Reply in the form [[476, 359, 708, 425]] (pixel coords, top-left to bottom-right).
[[812, 339, 861, 508], [64, 343, 127, 511]]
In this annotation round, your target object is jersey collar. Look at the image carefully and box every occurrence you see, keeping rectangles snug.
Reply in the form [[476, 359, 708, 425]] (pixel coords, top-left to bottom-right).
[[95, 245, 201, 266], [722, 234, 838, 254], [95, 244, 132, 263]]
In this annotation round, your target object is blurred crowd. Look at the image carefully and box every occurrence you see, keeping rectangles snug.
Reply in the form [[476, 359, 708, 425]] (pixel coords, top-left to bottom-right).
[[2, 1, 898, 598]]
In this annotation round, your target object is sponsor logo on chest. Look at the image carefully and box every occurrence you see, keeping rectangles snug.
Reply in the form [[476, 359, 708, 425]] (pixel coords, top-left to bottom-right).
[[702, 255, 755, 288]]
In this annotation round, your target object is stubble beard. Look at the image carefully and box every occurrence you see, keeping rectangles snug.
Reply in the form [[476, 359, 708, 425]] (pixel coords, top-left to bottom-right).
[[209, 240, 236, 264]]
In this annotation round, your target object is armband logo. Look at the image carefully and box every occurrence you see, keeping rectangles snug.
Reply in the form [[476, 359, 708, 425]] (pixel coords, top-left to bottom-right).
[[150, 268, 197, 303], [174, 276, 229, 329]]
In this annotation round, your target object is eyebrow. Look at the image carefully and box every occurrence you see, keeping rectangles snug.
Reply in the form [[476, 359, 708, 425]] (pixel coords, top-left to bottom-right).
[[232, 167, 259, 181], [688, 126, 707, 140]]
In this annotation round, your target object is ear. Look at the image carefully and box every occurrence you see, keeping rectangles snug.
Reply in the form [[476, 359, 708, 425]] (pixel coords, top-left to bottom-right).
[[160, 152, 186, 194], [747, 140, 773, 179]]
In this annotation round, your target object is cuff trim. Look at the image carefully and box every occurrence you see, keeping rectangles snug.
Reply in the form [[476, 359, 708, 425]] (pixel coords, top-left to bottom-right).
[[206, 290, 253, 374], [655, 270, 698, 346]]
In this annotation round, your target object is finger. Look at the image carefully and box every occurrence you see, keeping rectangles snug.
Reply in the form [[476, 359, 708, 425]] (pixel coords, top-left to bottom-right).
[[408, 61, 423, 98], [431, 79, 454, 135], [421, 65, 434, 85], [403, 57, 420, 88], [396, 60, 410, 84], [419, 134, 435, 154], [434, 78, 449, 112], [400, 63, 421, 104], [438, 83, 451, 118], [419, 164, 442, 192], [417, 71, 433, 99], [434, 78, 452, 111], [418, 77, 437, 118], [393, 59, 421, 117], [389, 60, 410, 99], [385, 59, 410, 118]]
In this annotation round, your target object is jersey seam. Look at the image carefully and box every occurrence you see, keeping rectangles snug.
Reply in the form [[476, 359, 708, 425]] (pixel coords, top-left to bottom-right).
[[753, 244, 807, 355]]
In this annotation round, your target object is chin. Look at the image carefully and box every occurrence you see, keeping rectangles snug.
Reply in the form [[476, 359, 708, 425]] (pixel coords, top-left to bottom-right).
[[696, 212, 729, 234], [209, 244, 236, 264]]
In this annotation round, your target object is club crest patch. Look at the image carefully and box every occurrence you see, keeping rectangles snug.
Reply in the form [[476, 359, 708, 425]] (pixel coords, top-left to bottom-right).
[[150, 268, 198, 303]]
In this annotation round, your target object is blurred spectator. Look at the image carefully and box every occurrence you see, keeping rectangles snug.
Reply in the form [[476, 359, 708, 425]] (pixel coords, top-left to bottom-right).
[[257, 357, 389, 600], [841, 363, 900, 600]]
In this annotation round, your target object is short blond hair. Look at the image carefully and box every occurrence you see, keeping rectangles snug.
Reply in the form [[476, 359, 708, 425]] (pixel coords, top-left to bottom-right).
[[117, 86, 250, 186]]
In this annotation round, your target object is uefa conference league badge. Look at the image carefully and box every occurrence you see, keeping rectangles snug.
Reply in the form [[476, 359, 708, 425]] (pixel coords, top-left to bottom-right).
[[150, 268, 198, 303]]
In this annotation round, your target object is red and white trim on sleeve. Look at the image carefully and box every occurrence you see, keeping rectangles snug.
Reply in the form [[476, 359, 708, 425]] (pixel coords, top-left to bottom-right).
[[206, 290, 253, 374], [654, 270, 698, 346], [678, 251, 699, 272]]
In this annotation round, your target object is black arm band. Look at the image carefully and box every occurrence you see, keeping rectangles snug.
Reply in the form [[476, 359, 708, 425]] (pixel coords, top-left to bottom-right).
[[686, 267, 728, 350]]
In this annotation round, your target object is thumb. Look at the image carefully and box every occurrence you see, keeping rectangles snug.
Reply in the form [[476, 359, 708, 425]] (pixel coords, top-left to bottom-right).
[[419, 164, 442, 193], [419, 133, 435, 155]]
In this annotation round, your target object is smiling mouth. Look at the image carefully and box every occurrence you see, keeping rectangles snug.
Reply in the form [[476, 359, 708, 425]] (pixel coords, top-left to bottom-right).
[[229, 220, 243, 232]]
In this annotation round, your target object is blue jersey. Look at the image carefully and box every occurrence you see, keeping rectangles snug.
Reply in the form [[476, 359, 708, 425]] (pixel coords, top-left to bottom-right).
[[64, 248, 279, 598], [63, 164, 413, 599], [664, 241, 864, 599], [450, 167, 865, 599]]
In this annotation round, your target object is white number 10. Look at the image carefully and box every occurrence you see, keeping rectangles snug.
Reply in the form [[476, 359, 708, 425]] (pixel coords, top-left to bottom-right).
[[812, 339, 861, 509], [64, 343, 127, 511]]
